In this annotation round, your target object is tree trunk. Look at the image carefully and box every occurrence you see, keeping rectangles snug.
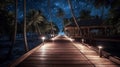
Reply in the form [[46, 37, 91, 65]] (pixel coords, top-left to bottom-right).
[[7, 0, 18, 58], [67, 0, 82, 36], [23, 0, 29, 52]]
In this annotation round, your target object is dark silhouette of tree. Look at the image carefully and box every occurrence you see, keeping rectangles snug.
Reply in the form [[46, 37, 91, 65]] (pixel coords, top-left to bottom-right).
[[23, 0, 29, 52], [63, 18, 71, 26], [27, 9, 58, 35], [105, 0, 120, 34], [27, 10, 46, 35], [67, 0, 82, 35], [94, 0, 111, 24], [111, 0, 120, 8], [80, 10, 91, 19], [0, 0, 15, 39], [51, 22, 59, 34], [8, 0, 18, 57]]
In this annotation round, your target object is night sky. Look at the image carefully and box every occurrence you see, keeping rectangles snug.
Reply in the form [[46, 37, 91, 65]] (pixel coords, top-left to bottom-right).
[[8, 0, 110, 33]]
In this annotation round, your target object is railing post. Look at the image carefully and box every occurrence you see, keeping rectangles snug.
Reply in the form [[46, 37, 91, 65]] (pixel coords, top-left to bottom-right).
[[98, 46, 103, 57]]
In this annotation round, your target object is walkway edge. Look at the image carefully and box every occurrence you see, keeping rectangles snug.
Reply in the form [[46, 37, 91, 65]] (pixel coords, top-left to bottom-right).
[[82, 43, 120, 64], [9, 43, 43, 67], [72, 42, 95, 67]]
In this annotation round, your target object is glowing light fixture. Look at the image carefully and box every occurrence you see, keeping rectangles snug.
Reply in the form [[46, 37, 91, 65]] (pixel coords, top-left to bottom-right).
[[98, 46, 103, 57], [41, 36, 45, 45], [98, 46, 102, 49], [42, 36, 45, 40]]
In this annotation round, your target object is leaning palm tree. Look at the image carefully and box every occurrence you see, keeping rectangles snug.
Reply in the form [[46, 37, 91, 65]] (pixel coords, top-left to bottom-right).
[[67, 0, 82, 36], [27, 10, 46, 35], [23, 0, 29, 52]]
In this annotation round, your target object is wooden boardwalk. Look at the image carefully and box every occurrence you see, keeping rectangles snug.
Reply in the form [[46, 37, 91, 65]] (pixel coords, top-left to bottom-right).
[[10, 35, 120, 67]]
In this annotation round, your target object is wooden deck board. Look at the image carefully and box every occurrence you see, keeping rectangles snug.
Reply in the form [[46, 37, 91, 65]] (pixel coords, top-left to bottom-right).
[[9, 36, 120, 67], [17, 64, 94, 67], [16, 36, 95, 67]]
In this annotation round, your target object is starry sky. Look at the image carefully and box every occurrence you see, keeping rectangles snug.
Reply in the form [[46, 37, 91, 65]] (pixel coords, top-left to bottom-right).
[[8, 0, 110, 33]]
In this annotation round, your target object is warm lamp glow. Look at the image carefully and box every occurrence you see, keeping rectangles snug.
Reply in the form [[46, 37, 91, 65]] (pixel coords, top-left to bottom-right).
[[98, 46, 102, 49], [41, 36, 45, 40]]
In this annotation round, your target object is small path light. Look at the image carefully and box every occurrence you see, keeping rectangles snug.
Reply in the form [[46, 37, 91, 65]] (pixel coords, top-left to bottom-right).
[[98, 46, 103, 57], [51, 34, 54, 37], [41, 36, 45, 45], [81, 38, 84, 43]]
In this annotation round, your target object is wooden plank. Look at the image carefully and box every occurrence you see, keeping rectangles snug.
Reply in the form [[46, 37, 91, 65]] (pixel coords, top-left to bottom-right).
[[9, 44, 43, 67], [9, 36, 120, 67], [11, 36, 95, 67], [18, 64, 94, 67], [19, 60, 91, 64]]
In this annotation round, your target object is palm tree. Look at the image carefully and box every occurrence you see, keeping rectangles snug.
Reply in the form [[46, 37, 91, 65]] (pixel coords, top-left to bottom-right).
[[63, 18, 71, 26], [0, 0, 13, 10], [94, 0, 111, 24], [54, 24, 59, 34], [23, 0, 29, 52], [51, 22, 59, 34], [0, 0, 15, 39], [8, 0, 18, 57], [108, 2, 120, 34], [79, 10, 91, 19], [104, 0, 120, 34], [0, 0, 18, 57], [27, 9, 58, 36], [27, 10, 46, 35], [109, 0, 120, 22], [67, 0, 82, 36], [39, 22, 52, 34], [110, 0, 120, 8]]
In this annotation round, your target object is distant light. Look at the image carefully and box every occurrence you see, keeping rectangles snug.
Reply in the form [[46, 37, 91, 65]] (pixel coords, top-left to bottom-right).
[[51, 34, 54, 37], [98, 46, 102, 49], [81, 38, 84, 43], [41, 36, 45, 40], [51, 38, 55, 40]]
